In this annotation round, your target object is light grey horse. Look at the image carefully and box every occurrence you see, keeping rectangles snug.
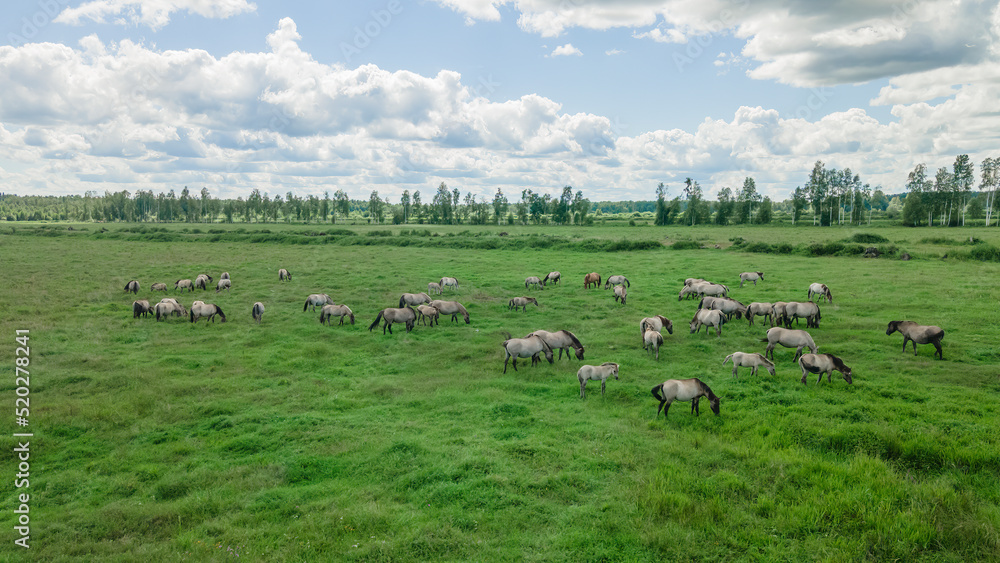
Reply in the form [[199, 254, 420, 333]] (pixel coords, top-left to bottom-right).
[[739, 272, 764, 288], [798, 353, 853, 385], [542, 271, 561, 286], [605, 275, 630, 289], [722, 352, 775, 377], [690, 309, 726, 336], [578, 363, 619, 398], [368, 307, 417, 334], [279, 268, 292, 281], [124, 280, 140, 294], [526, 330, 584, 360], [762, 327, 817, 362], [643, 330, 664, 360], [190, 302, 226, 323], [651, 378, 720, 418], [807, 283, 833, 303], [303, 293, 334, 312], [508, 296, 539, 312], [886, 321, 944, 359], [399, 292, 432, 308], [501, 333, 553, 373], [428, 300, 469, 323], [251, 302, 265, 324], [525, 276, 544, 290], [320, 304, 355, 325]]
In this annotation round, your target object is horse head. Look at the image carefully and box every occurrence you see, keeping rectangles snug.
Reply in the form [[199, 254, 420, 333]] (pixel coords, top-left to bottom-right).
[[574, 346, 585, 360], [886, 321, 900, 335], [709, 395, 721, 415]]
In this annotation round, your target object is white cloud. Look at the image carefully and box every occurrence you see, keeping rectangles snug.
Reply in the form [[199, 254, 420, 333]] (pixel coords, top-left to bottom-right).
[[549, 43, 582, 57], [1, 16, 998, 201], [55, 0, 257, 30], [605, 49, 625, 56]]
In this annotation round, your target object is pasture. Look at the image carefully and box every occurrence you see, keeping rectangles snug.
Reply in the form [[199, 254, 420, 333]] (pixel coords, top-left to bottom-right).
[[1, 223, 999, 561]]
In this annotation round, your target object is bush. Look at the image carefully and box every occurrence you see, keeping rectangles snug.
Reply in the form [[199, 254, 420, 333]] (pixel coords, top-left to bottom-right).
[[671, 240, 701, 250], [968, 244, 1000, 262], [849, 233, 889, 244]]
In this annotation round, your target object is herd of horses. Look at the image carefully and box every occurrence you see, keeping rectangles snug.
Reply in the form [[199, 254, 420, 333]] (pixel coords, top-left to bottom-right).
[[124, 266, 946, 420]]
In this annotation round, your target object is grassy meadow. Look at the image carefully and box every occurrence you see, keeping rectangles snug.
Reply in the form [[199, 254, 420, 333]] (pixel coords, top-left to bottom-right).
[[1, 222, 999, 561]]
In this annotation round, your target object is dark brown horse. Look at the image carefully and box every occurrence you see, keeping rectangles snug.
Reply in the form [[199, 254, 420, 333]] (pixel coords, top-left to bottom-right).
[[583, 272, 601, 289]]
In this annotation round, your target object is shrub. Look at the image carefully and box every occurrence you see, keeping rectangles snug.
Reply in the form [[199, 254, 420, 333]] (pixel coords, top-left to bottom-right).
[[968, 243, 1000, 262], [671, 240, 701, 250], [849, 233, 889, 244]]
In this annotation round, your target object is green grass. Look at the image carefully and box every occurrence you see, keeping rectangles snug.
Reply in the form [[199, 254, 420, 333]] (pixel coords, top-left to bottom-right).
[[1, 223, 999, 561]]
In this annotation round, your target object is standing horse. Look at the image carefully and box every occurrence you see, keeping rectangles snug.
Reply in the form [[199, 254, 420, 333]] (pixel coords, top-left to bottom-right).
[[578, 363, 619, 398], [279, 268, 292, 281], [399, 292, 431, 308], [124, 280, 140, 294], [150, 282, 168, 292], [542, 271, 561, 286], [739, 272, 764, 288], [584, 272, 601, 289], [190, 302, 226, 323], [368, 307, 416, 334], [613, 285, 627, 305], [439, 277, 460, 292], [175, 279, 195, 292], [639, 316, 673, 337], [428, 300, 470, 323], [886, 320, 945, 359], [320, 304, 355, 325], [132, 300, 152, 319], [651, 378, 721, 418], [526, 330, 584, 360], [525, 276, 543, 290], [746, 302, 773, 327], [417, 304, 440, 326], [508, 297, 539, 312], [784, 302, 820, 328], [216, 279, 231, 292], [798, 353, 853, 385], [643, 330, 664, 360], [428, 282, 443, 295], [501, 333, 553, 373], [762, 327, 817, 362], [807, 283, 833, 303], [303, 294, 334, 312], [723, 352, 775, 377], [251, 302, 265, 324], [690, 309, 727, 336], [700, 296, 746, 321], [605, 275, 630, 289]]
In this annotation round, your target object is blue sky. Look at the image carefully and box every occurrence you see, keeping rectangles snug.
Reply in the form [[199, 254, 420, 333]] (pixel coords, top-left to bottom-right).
[[1, 0, 998, 202]]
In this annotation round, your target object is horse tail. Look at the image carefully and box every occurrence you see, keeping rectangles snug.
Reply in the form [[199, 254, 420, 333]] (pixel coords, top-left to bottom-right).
[[501, 330, 513, 341], [304, 299, 309, 312], [722, 354, 733, 365], [651, 384, 663, 401], [625, 277, 630, 288], [399, 295, 406, 308], [189, 308, 195, 323], [368, 310, 385, 331]]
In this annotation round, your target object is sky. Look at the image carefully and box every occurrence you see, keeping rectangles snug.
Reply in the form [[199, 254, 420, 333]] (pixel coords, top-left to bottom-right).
[[1, 0, 999, 202]]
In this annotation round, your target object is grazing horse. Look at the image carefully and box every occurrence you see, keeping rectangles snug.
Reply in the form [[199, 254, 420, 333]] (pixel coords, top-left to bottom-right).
[[723, 352, 775, 377], [886, 320, 945, 359], [251, 302, 265, 324], [678, 284, 700, 300], [303, 293, 334, 312], [698, 283, 729, 298], [501, 333, 553, 373], [739, 272, 764, 288], [525, 276, 543, 290], [639, 316, 673, 337], [428, 300, 470, 324], [685, 278, 707, 286], [132, 300, 152, 319], [320, 304, 355, 325], [216, 279, 231, 292], [368, 307, 417, 334], [762, 327, 817, 362], [798, 353, 853, 385], [190, 302, 226, 323], [427, 282, 442, 295], [416, 304, 440, 326], [690, 309, 727, 336], [643, 330, 664, 360], [124, 280, 140, 294], [784, 301, 820, 328], [195, 274, 212, 290], [150, 282, 168, 292], [651, 378, 721, 418], [746, 302, 773, 327], [807, 283, 833, 303], [508, 296, 539, 312], [700, 296, 746, 321], [154, 301, 186, 321], [526, 330, 584, 360], [220, 272, 230, 280], [279, 268, 292, 281], [613, 285, 627, 305], [175, 279, 195, 292], [439, 277, 460, 292], [399, 292, 432, 308], [578, 363, 619, 398], [584, 272, 601, 289], [542, 271, 561, 286], [605, 275, 630, 289]]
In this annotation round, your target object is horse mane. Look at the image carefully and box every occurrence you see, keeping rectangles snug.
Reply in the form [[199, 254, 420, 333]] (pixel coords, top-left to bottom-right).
[[696, 378, 717, 399], [560, 330, 583, 348], [829, 354, 846, 370]]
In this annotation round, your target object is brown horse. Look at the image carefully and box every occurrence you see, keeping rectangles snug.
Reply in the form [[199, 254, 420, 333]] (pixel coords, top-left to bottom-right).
[[583, 272, 601, 289], [886, 321, 944, 359]]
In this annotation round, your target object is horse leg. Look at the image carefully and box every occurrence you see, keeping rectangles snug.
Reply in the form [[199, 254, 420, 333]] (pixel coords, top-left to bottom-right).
[[580, 380, 586, 399], [601, 379, 606, 397], [503, 355, 510, 374], [934, 340, 943, 360], [692, 398, 700, 416], [793, 346, 803, 362], [765, 344, 774, 361]]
